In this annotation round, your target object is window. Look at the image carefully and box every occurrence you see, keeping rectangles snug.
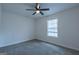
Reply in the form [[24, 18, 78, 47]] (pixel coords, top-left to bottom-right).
[[47, 18, 58, 37]]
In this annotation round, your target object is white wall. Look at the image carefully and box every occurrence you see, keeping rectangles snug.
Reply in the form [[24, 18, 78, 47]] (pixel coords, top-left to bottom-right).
[[0, 4, 2, 24], [0, 10, 35, 47], [36, 7, 79, 51], [0, 4, 3, 47], [0, 4, 2, 30]]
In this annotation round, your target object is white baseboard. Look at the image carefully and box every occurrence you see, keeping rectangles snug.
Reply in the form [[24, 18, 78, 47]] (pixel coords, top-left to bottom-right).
[[0, 39, 33, 48]]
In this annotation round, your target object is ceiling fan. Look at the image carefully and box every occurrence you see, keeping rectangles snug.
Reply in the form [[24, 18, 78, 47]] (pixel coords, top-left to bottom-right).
[[26, 3, 49, 15]]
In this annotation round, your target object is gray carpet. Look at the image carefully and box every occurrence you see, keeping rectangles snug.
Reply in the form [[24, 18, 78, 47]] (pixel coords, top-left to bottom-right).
[[0, 39, 79, 55]]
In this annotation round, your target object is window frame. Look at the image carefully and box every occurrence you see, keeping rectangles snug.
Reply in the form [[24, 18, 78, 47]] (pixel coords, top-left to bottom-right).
[[47, 18, 58, 37]]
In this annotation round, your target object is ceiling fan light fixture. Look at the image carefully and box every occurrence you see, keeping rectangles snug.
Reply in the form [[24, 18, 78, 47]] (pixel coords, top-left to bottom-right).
[[36, 10, 40, 13]]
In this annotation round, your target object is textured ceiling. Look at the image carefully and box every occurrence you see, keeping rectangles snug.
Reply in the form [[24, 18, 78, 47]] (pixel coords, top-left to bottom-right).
[[2, 3, 79, 19]]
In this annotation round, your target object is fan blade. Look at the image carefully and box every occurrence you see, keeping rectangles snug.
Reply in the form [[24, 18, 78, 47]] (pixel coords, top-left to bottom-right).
[[36, 3, 40, 9], [32, 12, 36, 15], [26, 9, 35, 11], [40, 12, 44, 15], [40, 8, 49, 11]]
